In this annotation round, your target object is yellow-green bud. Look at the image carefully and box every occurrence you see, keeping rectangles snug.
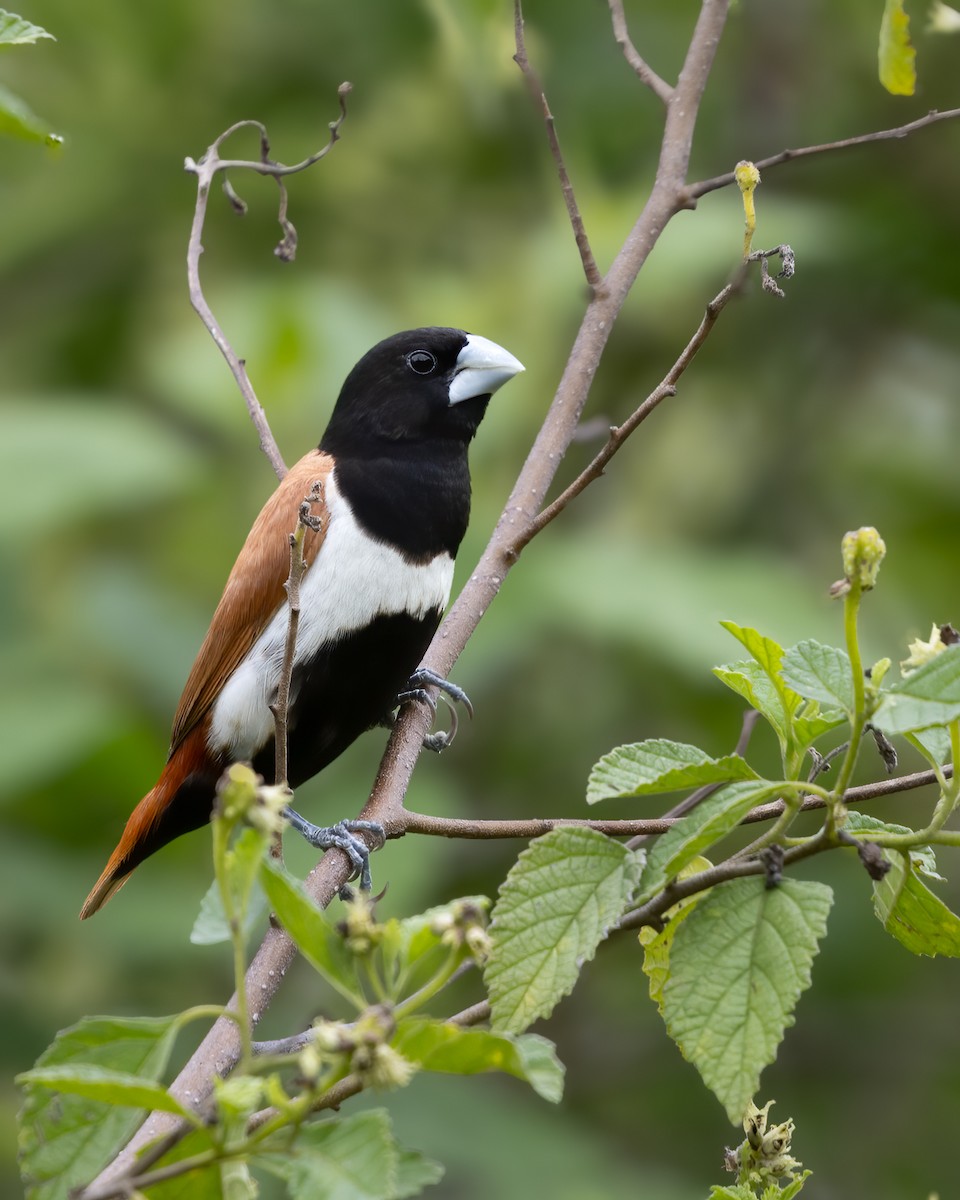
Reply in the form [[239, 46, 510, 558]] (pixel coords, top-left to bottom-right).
[[841, 526, 886, 590], [735, 160, 761, 194]]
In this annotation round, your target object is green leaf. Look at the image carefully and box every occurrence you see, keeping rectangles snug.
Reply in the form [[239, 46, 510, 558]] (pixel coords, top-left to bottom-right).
[[640, 857, 712, 1014], [0, 9, 55, 45], [485, 827, 642, 1033], [0, 81, 61, 145], [393, 1018, 564, 1103], [16, 1065, 192, 1117], [259, 860, 363, 1006], [717, 624, 810, 749], [258, 1110, 396, 1200], [661, 877, 832, 1124], [791, 706, 847, 749], [879, 0, 916, 95], [780, 640, 855, 715], [872, 645, 960, 734], [144, 1128, 221, 1200], [191, 874, 267, 946], [586, 738, 758, 804], [637, 781, 782, 905], [906, 726, 952, 767], [872, 850, 960, 956], [393, 1148, 444, 1198], [215, 826, 270, 936], [17, 1015, 180, 1200]]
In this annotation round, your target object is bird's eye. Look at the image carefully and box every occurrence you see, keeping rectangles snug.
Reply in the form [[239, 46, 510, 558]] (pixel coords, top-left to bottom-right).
[[406, 350, 437, 375]]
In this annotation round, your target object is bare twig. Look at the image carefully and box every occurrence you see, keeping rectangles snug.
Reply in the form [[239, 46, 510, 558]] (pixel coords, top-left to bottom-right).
[[607, 0, 674, 104], [184, 85, 351, 481], [687, 107, 960, 200], [513, 0, 602, 289], [270, 482, 324, 787]]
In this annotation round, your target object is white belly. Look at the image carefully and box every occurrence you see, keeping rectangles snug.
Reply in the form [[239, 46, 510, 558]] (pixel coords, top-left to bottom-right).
[[208, 471, 454, 760]]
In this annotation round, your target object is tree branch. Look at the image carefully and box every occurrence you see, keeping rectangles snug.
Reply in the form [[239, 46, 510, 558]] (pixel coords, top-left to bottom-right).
[[508, 247, 792, 557], [687, 107, 960, 200], [513, 0, 601, 289], [607, 0, 674, 105]]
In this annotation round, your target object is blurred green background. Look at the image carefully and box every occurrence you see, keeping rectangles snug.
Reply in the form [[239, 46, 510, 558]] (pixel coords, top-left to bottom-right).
[[3, 0, 960, 1196]]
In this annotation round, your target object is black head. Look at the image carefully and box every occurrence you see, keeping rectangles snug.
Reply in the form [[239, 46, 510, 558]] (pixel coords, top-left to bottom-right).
[[320, 327, 523, 459]]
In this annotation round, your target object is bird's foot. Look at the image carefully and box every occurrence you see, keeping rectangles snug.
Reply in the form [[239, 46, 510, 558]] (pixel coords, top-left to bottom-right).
[[283, 807, 384, 892], [396, 667, 474, 751]]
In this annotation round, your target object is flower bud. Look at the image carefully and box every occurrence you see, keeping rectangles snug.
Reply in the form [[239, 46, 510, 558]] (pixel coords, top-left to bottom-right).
[[841, 527, 886, 590]]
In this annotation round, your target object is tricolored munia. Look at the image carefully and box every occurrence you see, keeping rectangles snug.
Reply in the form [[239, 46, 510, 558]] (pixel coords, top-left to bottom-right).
[[81, 327, 523, 917]]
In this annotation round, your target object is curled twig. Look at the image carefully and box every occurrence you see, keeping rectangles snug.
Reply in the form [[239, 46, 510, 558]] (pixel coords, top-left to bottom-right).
[[183, 84, 351, 481]]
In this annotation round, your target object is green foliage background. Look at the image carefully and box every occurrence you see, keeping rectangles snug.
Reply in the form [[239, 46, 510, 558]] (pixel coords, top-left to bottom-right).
[[3, 1, 960, 1196]]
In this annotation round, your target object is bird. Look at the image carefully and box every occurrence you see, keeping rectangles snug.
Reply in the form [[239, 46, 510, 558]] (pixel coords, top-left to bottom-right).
[[80, 327, 524, 918]]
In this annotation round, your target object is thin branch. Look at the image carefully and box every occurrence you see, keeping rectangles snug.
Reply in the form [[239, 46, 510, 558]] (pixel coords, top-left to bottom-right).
[[687, 106, 960, 200], [270, 482, 324, 787], [183, 85, 351, 481], [509, 246, 790, 557], [607, 0, 674, 105], [397, 811, 675, 840], [513, 0, 601, 289]]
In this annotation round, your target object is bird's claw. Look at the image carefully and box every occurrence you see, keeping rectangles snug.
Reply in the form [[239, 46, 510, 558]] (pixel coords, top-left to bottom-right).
[[396, 668, 471, 750], [401, 668, 474, 718], [283, 808, 384, 892]]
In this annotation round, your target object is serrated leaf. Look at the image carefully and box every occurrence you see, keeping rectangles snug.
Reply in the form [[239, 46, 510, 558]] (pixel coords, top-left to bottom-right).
[[0, 10, 55, 45], [873, 645, 960, 734], [637, 781, 782, 905], [259, 860, 363, 1006], [586, 739, 758, 804], [393, 1018, 564, 1103], [0, 81, 61, 145], [872, 850, 960, 956], [17, 1015, 180, 1200], [713, 661, 791, 745], [16, 1065, 193, 1117], [393, 1147, 444, 1198], [662, 877, 832, 1124], [781, 640, 855, 714], [879, 0, 916, 95], [718, 624, 807, 746], [258, 1110, 396, 1200], [485, 827, 642, 1033]]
